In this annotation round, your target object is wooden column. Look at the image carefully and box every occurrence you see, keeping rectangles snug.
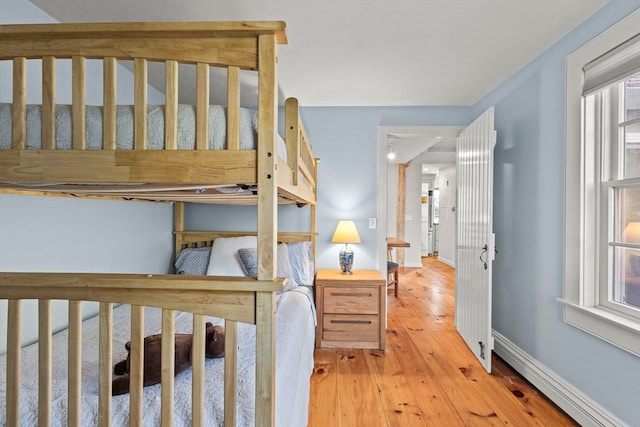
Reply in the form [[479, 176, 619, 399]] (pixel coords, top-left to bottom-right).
[[396, 162, 409, 266]]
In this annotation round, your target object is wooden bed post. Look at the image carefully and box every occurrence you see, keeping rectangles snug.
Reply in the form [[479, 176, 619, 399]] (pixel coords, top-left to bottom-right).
[[256, 32, 278, 427]]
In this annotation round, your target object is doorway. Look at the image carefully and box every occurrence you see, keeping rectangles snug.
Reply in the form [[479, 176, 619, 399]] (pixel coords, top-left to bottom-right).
[[377, 125, 462, 270], [378, 109, 497, 373]]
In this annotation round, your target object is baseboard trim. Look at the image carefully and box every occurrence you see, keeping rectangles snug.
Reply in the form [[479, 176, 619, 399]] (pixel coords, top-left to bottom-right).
[[492, 331, 628, 427], [437, 257, 455, 268]]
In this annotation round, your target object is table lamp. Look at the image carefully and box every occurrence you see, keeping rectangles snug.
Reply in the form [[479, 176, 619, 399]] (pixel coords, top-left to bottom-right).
[[331, 220, 361, 274]]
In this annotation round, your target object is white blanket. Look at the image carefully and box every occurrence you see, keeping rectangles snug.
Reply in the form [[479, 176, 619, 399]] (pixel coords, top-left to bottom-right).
[[0, 287, 315, 426]]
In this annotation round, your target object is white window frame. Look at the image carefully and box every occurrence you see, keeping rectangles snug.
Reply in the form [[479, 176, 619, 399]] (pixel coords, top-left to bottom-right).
[[562, 8, 640, 357]]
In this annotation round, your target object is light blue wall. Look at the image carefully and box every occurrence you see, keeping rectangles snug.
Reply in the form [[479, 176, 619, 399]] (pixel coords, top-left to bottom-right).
[[0, 195, 173, 274], [474, 1, 640, 425], [0, 194, 174, 352]]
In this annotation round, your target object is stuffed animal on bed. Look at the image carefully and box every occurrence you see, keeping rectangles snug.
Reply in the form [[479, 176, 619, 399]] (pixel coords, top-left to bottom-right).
[[112, 322, 225, 396]]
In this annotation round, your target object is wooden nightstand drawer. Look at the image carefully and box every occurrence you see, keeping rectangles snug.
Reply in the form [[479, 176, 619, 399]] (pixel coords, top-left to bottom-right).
[[323, 314, 379, 342], [323, 286, 379, 314]]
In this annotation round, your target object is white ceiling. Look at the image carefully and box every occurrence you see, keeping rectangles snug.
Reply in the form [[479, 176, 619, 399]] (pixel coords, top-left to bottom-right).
[[29, 0, 607, 107], [27, 0, 608, 166]]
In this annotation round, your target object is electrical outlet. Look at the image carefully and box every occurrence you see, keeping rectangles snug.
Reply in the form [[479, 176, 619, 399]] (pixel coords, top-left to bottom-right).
[[369, 218, 376, 229]]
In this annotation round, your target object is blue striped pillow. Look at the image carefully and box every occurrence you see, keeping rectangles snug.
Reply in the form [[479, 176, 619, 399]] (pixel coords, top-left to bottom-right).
[[175, 247, 211, 275]]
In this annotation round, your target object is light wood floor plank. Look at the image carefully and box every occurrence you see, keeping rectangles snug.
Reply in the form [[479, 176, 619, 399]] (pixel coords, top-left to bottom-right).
[[336, 349, 387, 426], [490, 354, 580, 427], [363, 347, 428, 427], [398, 324, 505, 426], [382, 320, 466, 426], [308, 349, 339, 425]]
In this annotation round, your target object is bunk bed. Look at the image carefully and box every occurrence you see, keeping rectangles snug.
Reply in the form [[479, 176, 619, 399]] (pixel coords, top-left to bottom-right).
[[0, 21, 318, 426]]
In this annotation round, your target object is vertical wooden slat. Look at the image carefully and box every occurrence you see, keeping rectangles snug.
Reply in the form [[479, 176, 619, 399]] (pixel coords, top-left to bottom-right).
[[6, 300, 22, 426], [98, 302, 113, 427], [227, 66, 240, 150], [195, 63, 209, 150], [256, 33, 278, 427], [223, 320, 238, 427], [174, 202, 185, 262], [165, 60, 178, 150], [103, 57, 117, 150], [284, 97, 300, 185], [129, 305, 144, 426], [134, 58, 148, 150], [255, 292, 276, 427], [311, 196, 318, 264], [12, 57, 26, 149], [161, 309, 176, 427], [38, 299, 52, 426], [191, 315, 206, 427], [42, 56, 56, 150], [68, 301, 83, 427], [72, 56, 86, 150]]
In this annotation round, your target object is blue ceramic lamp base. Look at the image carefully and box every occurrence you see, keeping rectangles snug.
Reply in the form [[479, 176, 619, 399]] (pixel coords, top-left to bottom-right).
[[339, 244, 354, 274]]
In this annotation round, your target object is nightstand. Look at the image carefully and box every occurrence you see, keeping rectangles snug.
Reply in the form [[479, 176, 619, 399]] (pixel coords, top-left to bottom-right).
[[314, 269, 386, 350]]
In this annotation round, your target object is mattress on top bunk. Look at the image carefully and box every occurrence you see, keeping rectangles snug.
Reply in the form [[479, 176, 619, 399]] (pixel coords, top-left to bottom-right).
[[0, 286, 316, 427], [0, 103, 287, 157]]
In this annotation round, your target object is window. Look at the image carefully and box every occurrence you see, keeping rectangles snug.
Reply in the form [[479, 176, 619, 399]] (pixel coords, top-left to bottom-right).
[[563, 9, 640, 357], [595, 74, 640, 314]]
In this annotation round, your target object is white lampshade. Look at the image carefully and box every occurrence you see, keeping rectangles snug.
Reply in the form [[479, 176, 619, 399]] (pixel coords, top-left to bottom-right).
[[331, 220, 361, 244]]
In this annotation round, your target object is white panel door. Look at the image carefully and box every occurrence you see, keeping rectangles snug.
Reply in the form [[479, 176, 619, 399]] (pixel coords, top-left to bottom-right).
[[455, 107, 496, 373]]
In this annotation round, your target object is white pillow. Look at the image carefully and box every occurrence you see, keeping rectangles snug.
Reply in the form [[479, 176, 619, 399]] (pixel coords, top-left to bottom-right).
[[206, 236, 257, 276]]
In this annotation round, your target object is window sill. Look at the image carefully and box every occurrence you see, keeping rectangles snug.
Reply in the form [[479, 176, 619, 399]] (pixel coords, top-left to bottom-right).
[[557, 298, 640, 357]]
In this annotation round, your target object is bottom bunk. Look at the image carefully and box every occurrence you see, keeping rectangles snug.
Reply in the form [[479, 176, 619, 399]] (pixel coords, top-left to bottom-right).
[[0, 289, 315, 426], [0, 233, 317, 426]]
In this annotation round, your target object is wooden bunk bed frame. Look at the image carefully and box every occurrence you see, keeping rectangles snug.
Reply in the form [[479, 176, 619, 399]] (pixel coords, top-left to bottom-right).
[[0, 21, 317, 427]]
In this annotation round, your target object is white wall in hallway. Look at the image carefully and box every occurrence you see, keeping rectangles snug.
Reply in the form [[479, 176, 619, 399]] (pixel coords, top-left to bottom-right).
[[436, 165, 456, 267]]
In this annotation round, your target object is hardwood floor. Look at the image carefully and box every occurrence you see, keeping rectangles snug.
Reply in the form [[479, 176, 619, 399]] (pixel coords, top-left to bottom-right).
[[307, 257, 579, 427]]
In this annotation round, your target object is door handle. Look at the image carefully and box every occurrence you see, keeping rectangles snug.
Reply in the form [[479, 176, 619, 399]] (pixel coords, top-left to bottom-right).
[[479, 244, 488, 270], [478, 244, 498, 270]]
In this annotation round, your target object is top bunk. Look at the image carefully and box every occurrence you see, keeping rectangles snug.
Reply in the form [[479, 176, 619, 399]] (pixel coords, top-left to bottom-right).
[[0, 21, 317, 205]]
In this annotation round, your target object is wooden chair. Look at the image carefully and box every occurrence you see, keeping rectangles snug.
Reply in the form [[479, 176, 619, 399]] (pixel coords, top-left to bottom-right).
[[387, 261, 399, 297]]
